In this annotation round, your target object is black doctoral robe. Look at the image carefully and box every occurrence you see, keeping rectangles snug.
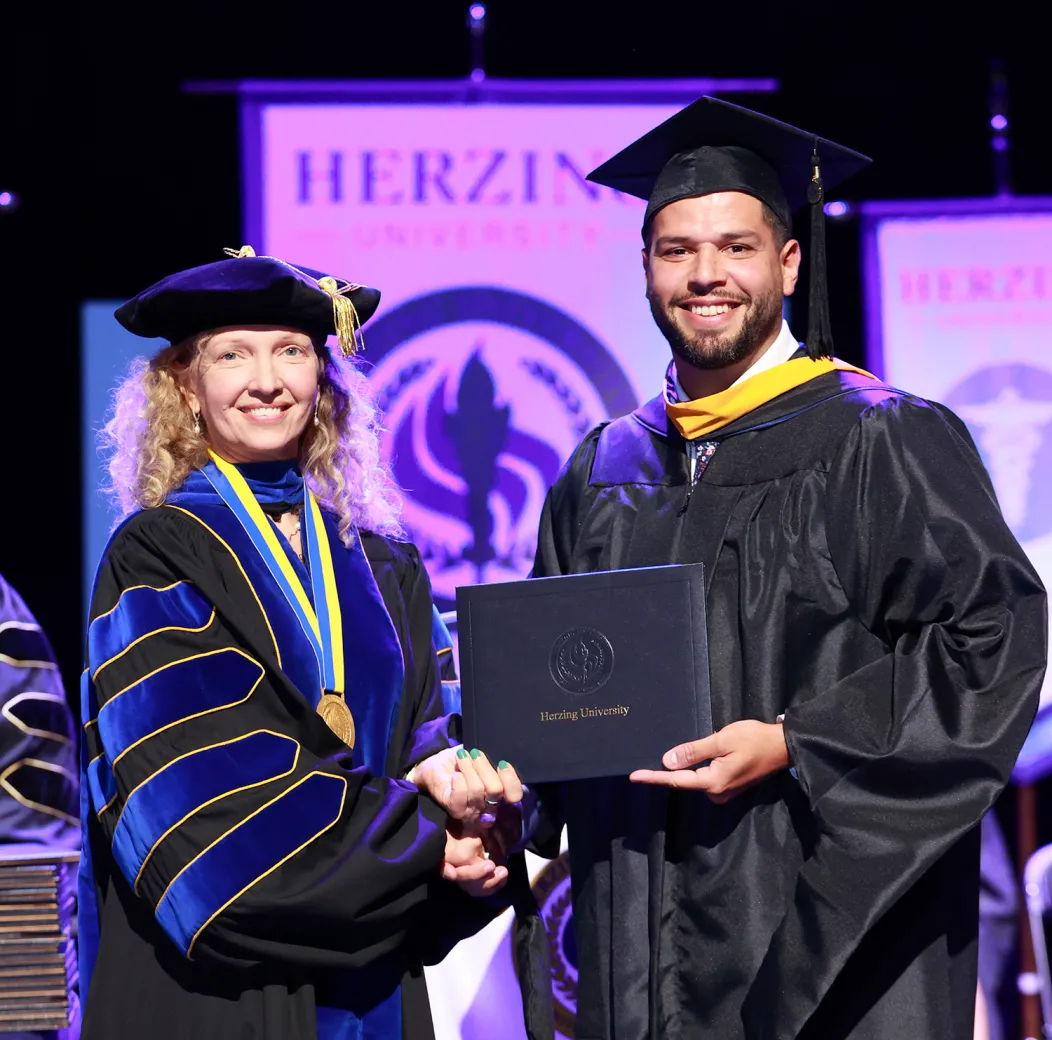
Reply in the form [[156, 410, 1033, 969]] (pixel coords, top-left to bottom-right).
[[79, 501, 537, 1040], [530, 367, 1047, 1040]]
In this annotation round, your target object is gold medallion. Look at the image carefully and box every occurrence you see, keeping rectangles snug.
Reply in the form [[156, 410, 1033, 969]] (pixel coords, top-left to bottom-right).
[[317, 693, 355, 749]]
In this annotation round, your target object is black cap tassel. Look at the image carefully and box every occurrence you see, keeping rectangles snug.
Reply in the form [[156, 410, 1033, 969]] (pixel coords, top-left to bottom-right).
[[805, 144, 834, 360]]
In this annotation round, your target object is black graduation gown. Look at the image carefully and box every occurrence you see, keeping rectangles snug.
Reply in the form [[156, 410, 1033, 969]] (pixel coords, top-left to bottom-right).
[[530, 368, 1047, 1040], [79, 503, 516, 1040], [0, 572, 78, 850]]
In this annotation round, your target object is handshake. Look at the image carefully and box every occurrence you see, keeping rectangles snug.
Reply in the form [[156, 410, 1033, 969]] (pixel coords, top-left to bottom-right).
[[409, 746, 525, 898], [406, 719, 792, 898]]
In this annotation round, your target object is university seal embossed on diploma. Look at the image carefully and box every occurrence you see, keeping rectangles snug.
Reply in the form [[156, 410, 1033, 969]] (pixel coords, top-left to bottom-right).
[[549, 628, 615, 695]]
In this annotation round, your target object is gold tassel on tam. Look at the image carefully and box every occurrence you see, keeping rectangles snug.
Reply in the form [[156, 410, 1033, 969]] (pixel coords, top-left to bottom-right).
[[219, 246, 364, 357], [317, 275, 365, 357]]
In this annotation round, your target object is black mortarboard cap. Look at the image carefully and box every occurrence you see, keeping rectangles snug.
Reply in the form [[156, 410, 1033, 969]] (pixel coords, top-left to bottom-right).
[[115, 246, 381, 358], [587, 97, 871, 359]]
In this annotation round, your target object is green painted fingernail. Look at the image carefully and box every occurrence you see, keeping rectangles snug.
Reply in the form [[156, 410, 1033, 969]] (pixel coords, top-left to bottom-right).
[[470, 748, 481, 759], [456, 748, 468, 759], [498, 760, 510, 770]]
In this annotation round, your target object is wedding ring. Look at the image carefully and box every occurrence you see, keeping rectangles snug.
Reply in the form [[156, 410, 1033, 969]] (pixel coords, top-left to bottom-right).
[[483, 796, 501, 807]]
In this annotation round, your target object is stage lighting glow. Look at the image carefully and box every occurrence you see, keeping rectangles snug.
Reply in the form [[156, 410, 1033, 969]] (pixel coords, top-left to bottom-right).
[[990, 113, 1008, 131], [824, 200, 850, 219], [992, 136, 1008, 152], [469, 3, 485, 20], [0, 192, 13, 207]]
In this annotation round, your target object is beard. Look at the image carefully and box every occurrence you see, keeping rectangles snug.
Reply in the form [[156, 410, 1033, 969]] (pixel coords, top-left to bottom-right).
[[649, 286, 784, 372]]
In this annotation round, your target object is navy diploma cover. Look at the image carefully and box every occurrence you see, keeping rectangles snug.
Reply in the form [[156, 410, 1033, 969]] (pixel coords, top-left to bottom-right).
[[456, 564, 712, 783]]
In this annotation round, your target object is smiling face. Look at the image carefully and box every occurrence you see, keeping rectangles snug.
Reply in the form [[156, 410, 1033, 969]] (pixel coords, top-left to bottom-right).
[[643, 191, 800, 374], [182, 326, 321, 463]]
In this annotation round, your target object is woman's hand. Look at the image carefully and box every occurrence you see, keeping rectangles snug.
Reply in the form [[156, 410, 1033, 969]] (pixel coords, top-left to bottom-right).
[[432, 752, 526, 897], [453, 748, 524, 827], [411, 746, 525, 827], [408, 746, 462, 814], [453, 750, 526, 868], [441, 821, 509, 897], [409, 745, 487, 822], [628, 720, 790, 803]]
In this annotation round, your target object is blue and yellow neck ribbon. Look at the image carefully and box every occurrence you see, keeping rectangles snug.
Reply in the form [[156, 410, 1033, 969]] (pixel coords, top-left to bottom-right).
[[203, 452, 344, 698]]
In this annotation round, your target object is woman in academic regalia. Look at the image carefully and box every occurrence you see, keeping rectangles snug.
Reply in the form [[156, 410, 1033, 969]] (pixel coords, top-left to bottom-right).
[[78, 248, 549, 1040]]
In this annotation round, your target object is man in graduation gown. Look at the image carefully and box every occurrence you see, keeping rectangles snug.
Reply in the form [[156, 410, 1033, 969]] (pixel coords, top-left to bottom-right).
[[528, 97, 1047, 1039]]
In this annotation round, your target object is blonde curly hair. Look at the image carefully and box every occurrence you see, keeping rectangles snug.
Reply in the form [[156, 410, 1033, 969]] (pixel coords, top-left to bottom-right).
[[100, 334, 403, 543]]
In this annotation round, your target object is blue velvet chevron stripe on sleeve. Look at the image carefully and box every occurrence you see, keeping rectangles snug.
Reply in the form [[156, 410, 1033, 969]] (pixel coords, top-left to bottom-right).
[[81, 554, 362, 966], [86, 749, 117, 819], [154, 771, 347, 957], [111, 730, 300, 895], [0, 621, 57, 669], [88, 582, 215, 678], [96, 649, 265, 765]]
